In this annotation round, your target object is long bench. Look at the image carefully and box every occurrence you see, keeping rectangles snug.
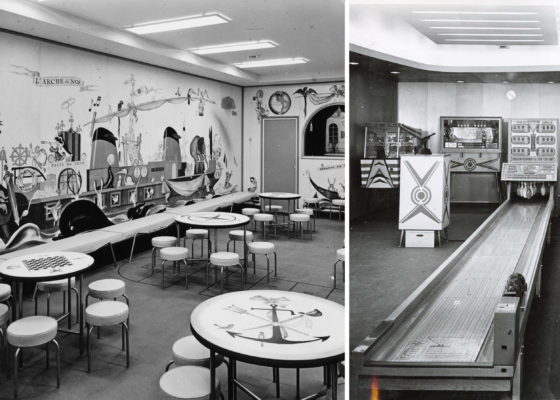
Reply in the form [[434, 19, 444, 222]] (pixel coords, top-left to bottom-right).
[[0, 192, 256, 263]]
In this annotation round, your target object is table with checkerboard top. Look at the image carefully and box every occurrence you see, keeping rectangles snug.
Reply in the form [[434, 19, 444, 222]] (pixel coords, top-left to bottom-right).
[[0, 251, 95, 354]]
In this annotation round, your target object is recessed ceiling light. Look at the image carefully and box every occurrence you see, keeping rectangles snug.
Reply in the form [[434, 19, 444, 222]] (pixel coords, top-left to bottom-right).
[[413, 11, 538, 15], [349, 62, 359, 65], [444, 39, 544, 42], [456, 80, 464, 83], [548, 81, 555, 84], [430, 26, 541, 30], [502, 81, 509, 84], [438, 33, 543, 37], [421, 19, 540, 23], [390, 71, 400, 74], [125, 12, 230, 35], [234, 57, 308, 68], [190, 40, 277, 55]]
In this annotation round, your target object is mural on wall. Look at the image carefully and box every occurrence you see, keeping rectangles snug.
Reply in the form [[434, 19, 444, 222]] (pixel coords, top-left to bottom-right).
[[243, 81, 345, 205], [268, 91, 291, 115], [293, 85, 345, 117], [0, 33, 242, 247], [221, 96, 237, 116], [252, 89, 269, 121]]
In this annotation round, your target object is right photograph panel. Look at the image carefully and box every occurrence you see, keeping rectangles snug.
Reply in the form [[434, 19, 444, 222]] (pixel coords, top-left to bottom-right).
[[349, 1, 559, 399]]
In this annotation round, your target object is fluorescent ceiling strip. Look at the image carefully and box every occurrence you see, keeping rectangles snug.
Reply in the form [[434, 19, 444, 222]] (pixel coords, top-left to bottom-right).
[[234, 58, 308, 68], [413, 11, 538, 15], [444, 38, 544, 42], [421, 19, 540, 23], [125, 13, 230, 35], [430, 26, 541, 30], [190, 40, 277, 55], [438, 33, 543, 36]]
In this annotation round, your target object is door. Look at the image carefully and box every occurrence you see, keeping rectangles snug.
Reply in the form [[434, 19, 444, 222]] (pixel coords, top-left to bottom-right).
[[261, 117, 298, 193]]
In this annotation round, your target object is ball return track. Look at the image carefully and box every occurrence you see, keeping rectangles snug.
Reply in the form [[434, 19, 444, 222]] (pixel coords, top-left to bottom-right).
[[352, 188, 554, 399]]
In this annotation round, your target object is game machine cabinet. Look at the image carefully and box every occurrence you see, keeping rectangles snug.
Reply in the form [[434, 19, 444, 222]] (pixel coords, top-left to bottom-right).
[[441, 117, 502, 203], [360, 123, 426, 190], [398, 154, 450, 248]]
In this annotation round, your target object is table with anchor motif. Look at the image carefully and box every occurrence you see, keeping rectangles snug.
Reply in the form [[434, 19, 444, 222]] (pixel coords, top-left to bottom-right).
[[190, 290, 344, 400]]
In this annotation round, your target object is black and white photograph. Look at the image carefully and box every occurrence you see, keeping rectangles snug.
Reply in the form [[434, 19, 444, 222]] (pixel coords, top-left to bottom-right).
[[0, 0, 345, 399], [350, 1, 560, 399]]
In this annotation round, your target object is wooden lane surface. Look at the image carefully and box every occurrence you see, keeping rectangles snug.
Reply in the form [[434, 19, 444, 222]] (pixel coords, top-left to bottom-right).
[[370, 199, 546, 364]]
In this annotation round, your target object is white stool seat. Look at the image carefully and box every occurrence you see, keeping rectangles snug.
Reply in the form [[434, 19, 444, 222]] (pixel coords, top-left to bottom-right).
[[186, 229, 208, 239], [210, 252, 239, 267], [337, 248, 345, 261], [172, 336, 224, 368], [7, 316, 57, 347], [290, 213, 310, 222], [0, 283, 11, 301], [160, 366, 219, 399], [161, 247, 189, 261], [0, 303, 9, 325], [89, 279, 126, 299], [304, 197, 320, 204], [37, 277, 75, 292], [295, 208, 313, 215], [85, 301, 129, 327], [248, 242, 275, 255], [152, 236, 177, 248], [332, 199, 345, 206], [228, 230, 253, 241], [254, 213, 273, 222], [264, 205, 283, 212], [241, 208, 259, 216]]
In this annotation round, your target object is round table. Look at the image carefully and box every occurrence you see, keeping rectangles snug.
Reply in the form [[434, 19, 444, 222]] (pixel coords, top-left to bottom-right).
[[258, 192, 301, 234], [0, 251, 95, 354], [191, 290, 344, 399], [175, 212, 251, 268]]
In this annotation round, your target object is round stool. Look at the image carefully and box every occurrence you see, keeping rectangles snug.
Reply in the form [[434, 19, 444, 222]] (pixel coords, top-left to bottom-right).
[[7, 316, 60, 397], [184, 229, 211, 259], [242, 208, 260, 231], [333, 248, 345, 289], [289, 214, 312, 240], [247, 242, 277, 284], [34, 277, 79, 323], [86, 279, 128, 305], [0, 283, 14, 321], [254, 213, 275, 239], [295, 207, 316, 232], [85, 301, 129, 372], [227, 230, 253, 255], [166, 335, 224, 370], [331, 199, 345, 221], [151, 236, 178, 274], [207, 252, 243, 294], [160, 366, 220, 399], [161, 247, 189, 289], [264, 205, 283, 224], [0, 303, 9, 372]]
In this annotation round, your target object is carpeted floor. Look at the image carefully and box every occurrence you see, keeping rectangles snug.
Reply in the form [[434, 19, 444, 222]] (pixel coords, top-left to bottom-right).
[[0, 217, 344, 400], [349, 203, 560, 399]]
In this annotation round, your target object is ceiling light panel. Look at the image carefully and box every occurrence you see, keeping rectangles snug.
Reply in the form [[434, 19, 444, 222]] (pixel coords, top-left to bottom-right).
[[234, 58, 308, 68], [125, 13, 230, 35], [190, 40, 277, 55], [405, 6, 557, 46]]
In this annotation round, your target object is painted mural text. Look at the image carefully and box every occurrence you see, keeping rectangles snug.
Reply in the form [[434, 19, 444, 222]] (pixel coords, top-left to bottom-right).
[[33, 76, 83, 87]]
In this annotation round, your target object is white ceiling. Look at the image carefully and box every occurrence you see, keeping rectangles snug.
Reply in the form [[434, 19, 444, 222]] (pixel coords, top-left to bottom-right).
[[0, 0, 344, 86], [350, 0, 560, 73]]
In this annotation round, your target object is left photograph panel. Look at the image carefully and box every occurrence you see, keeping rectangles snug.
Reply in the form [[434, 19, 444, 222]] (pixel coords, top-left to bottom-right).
[[0, 0, 345, 399]]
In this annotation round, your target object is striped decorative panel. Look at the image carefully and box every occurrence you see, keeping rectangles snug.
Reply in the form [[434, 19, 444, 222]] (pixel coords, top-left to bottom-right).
[[360, 158, 400, 188]]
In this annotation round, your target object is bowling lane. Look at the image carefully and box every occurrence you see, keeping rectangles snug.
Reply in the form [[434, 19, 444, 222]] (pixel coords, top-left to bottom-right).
[[370, 199, 547, 364]]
